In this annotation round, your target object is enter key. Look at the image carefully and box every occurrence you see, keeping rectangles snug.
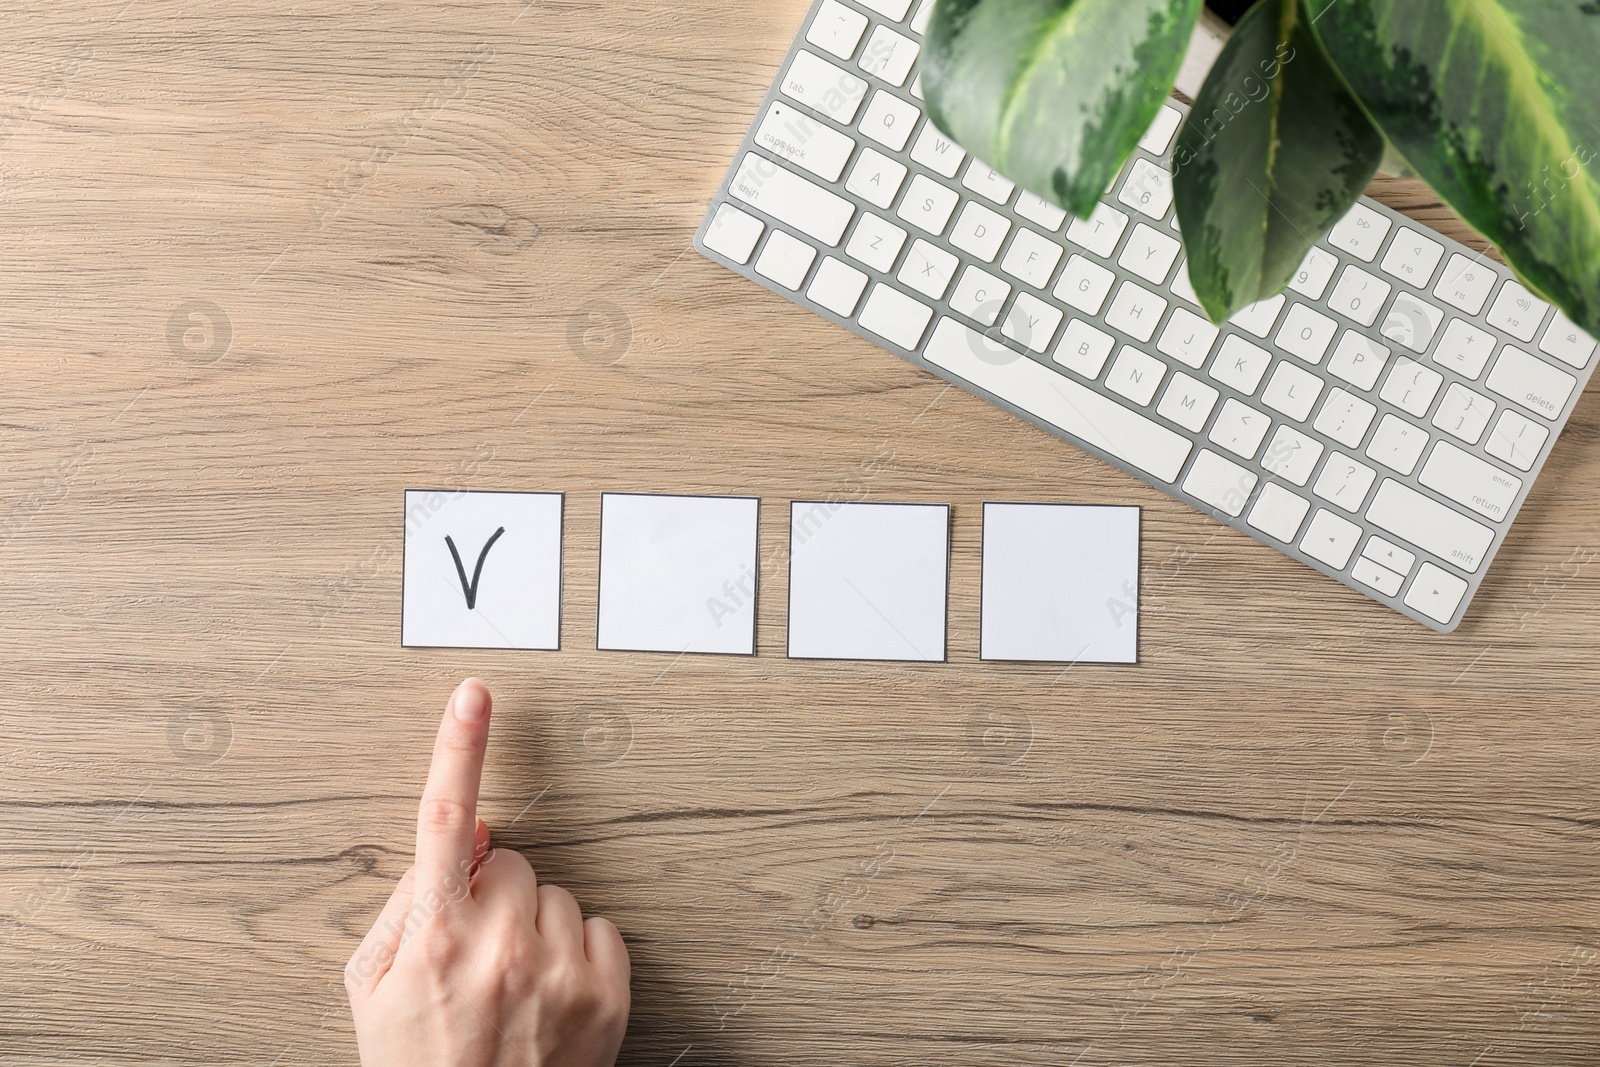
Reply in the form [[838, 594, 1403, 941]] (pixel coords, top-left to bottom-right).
[[1419, 441, 1524, 523]]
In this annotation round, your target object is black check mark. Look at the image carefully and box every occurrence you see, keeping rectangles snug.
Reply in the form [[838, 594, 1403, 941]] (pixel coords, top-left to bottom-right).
[[444, 527, 506, 610]]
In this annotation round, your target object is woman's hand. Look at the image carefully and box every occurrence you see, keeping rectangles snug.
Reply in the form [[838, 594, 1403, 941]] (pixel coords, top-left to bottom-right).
[[345, 679, 630, 1067]]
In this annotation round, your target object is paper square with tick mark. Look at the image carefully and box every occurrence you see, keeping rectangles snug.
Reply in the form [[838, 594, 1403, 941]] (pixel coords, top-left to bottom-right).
[[787, 502, 949, 662], [597, 493, 760, 656], [401, 490, 563, 650], [980, 503, 1138, 664]]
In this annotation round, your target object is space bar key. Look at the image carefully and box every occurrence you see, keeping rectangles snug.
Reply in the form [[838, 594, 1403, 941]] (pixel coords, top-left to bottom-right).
[[924, 317, 1193, 483]]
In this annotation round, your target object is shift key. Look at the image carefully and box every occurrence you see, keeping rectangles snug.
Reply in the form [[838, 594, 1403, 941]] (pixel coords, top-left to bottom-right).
[[730, 153, 856, 246], [1419, 442, 1523, 522], [1366, 479, 1495, 573]]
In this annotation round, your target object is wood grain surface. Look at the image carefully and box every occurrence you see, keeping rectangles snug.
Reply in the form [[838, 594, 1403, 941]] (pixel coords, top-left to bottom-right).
[[2, 2, 1598, 1065]]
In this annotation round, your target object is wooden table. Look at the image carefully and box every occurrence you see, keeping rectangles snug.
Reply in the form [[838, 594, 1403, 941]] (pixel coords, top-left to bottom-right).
[[3, 2, 1598, 1064]]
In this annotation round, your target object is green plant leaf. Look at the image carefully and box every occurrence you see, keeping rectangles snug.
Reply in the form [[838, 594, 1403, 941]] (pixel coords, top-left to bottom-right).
[[922, 0, 1204, 218], [1304, 0, 1600, 339], [1172, 0, 1384, 324]]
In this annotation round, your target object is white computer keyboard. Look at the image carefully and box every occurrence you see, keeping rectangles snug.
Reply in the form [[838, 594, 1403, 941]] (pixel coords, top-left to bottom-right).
[[693, 0, 1598, 633]]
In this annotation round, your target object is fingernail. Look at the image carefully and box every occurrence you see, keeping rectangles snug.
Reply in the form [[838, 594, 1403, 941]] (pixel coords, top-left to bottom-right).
[[453, 680, 488, 723]]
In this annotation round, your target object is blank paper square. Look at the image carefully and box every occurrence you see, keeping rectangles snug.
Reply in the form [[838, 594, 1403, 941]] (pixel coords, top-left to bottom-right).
[[980, 503, 1139, 664], [597, 494, 759, 655], [787, 502, 949, 662], [402, 490, 563, 650]]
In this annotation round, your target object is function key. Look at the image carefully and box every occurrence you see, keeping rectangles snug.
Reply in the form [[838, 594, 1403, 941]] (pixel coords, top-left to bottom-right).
[[1379, 227, 1444, 287], [1327, 202, 1392, 262], [1139, 105, 1183, 156], [1433, 253, 1496, 315], [1485, 279, 1551, 343], [1539, 308, 1598, 368], [855, 0, 914, 19], [910, 0, 933, 34]]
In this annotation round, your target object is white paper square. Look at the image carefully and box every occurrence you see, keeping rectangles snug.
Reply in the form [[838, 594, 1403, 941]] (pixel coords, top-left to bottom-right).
[[787, 502, 949, 662], [402, 490, 563, 650], [597, 494, 760, 655], [980, 503, 1139, 664]]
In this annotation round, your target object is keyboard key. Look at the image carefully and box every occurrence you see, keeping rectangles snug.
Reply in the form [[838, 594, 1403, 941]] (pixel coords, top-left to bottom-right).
[[1485, 344, 1576, 420], [1169, 259, 1200, 305], [1209, 334, 1273, 395], [1053, 319, 1115, 379], [1327, 202, 1392, 261], [1420, 441, 1522, 522], [1230, 295, 1285, 338], [1054, 255, 1115, 316], [859, 25, 920, 86], [1261, 360, 1324, 422], [1275, 303, 1338, 364], [1183, 449, 1258, 517], [808, 256, 870, 316], [1262, 425, 1324, 486], [1540, 309, 1598, 368], [1327, 331, 1391, 391], [1248, 483, 1312, 543], [1380, 357, 1444, 417], [859, 284, 933, 349], [846, 212, 907, 272], [1314, 388, 1377, 448], [703, 203, 764, 263], [1157, 307, 1220, 369], [731, 154, 856, 245], [858, 90, 920, 151], [1067, 203, 1129, 258], [1362, 536, 1416, 576], [1327, 265, 1392, 327], [1301, 509, 1363, 569], [1118, 223, 1182, 285], [923, 317, 1194, 482], [1433, 253, 1496, 315], [845, 147, 908, 208], [1432, 318, 1496, 379], [1352, 556, 1405, 597], [898, 239, 959, 299], [896, 174, 960, 234], [1365, 414, 1429, 476], [1404, 563, 1469, 624], [1105, 346, 1166, 406], [1367, 479, 1494, 573], [1156, 372, 1219, 432], [961, 161, 1015, 204], [1380, 292, 1444, 353], [1208, 398, 1271, 459], [1001, 228, 1065, 289], [757, 102, 856, 181], [909, 121, 966, 177], [1014, 190, 1067, 231], [909, 72, 923, 99], [1379, 227, 1445, 287], [807, 0, 869, 60], [855, 0, 914, 19], [1288, 247, 1339, 300], [948, 266, 1010, 326], [1118, 158, 1174, 219], [1431, 382, 1494, 444], [755, 229, 818, 290], [782, 51, 869, 124], [1313, 453, 1377, 511], [1485, 409, 1549, 472], [1002, 292, 1064, 353], [1139, 105, 1183, 156], [947, 201, 1011, 262], [1104, 282, 1167, 343], [910, 0, 933, 33], [1486, 279, 1550, 342]]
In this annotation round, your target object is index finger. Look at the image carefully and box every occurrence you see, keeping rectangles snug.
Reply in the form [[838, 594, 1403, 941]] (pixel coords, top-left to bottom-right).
[[414, 678, 492, 903]]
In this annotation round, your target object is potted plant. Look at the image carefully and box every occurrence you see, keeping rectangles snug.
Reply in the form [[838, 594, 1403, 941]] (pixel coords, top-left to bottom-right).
[[919, 0, 1600, 341]]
